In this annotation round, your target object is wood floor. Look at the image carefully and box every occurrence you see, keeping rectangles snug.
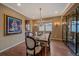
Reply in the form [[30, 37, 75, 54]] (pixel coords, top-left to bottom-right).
[[0, 40, 73, 56], [50, 40, 73, 56]]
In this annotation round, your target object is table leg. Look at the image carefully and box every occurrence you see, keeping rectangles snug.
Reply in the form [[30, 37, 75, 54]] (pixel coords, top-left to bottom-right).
[[45, 46, 46, 56]]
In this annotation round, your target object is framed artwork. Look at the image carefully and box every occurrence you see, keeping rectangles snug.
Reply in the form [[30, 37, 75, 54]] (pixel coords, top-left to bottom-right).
[[5, 15, 22, 35]]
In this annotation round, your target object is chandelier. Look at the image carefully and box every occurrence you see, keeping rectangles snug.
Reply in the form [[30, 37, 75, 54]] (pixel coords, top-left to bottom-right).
[[39, 8, 43, 26]]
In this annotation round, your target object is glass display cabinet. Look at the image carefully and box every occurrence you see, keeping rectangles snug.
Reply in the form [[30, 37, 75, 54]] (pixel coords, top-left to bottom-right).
[[62, 6, 79, 55], [62, 17, 67, 44], [67, 13, 77, 54], [76, 7, 79, 55]]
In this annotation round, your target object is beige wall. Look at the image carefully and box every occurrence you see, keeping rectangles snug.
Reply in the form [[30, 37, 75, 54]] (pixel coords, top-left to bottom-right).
[[31, 16, 62, 40], [52, 16, 62, 40], [0, 4, 26, 52]]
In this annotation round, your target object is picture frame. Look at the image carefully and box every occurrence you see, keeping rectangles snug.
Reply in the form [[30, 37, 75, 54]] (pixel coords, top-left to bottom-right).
[[5, 15, 22, 35]]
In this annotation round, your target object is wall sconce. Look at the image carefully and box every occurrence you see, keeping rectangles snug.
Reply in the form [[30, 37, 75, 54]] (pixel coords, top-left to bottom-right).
[[54, 22, 60, 26], [34, 24, 38, 26]]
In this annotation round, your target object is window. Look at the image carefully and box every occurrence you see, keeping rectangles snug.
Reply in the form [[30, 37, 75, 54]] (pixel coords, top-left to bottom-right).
[[45, 23, 52, 31], [39, 24, 45, 31], [39, 23, 52, 31], [77, 20, 79, 32], [26, 24, 32, 31], [71, 21, 76, 32], [71, 16, 79, 33]]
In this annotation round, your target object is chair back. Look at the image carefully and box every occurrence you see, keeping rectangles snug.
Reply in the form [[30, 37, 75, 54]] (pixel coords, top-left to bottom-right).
[[48, 32, 51, 47], [25, 36, 36, 50], [48, 32, 51, 42]]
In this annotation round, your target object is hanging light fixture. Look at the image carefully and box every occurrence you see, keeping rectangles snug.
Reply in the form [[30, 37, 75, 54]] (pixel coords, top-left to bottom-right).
[[39, 8, 43, 26], [34, 8, 43, 27]]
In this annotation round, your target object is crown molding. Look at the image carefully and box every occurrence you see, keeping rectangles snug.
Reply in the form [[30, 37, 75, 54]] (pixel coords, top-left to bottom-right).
[[62, 3, 75, 16]]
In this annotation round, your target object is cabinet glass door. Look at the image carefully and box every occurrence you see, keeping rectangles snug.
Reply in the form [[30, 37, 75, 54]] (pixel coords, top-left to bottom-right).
[[77, 7, 79, 55], [62, 18, 67, 44], [77, 17, 79, 55], [67, 15, 76, 53]]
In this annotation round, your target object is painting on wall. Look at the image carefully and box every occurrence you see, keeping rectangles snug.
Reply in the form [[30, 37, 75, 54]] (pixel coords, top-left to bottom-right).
[[5, 15, 22, 35]]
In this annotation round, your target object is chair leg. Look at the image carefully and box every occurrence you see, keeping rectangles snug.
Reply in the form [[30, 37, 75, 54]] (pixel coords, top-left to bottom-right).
[[41, 49, 42, 56], [34, 49, 35, 56], [26, 53, 28, 56], [49, 45, 50, 51]]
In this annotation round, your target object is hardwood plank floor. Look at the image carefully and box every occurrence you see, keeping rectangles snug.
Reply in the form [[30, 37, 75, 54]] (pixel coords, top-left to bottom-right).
[[50, 40, 73, 56], [0, 43, 26, 56], [0, 40, 73, 56]]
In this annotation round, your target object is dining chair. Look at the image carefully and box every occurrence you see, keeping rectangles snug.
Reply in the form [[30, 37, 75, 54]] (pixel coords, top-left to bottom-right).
[[25, 31, 34, 37], [38, 32, 51, 55], [25, 32, 41, 48], [37, 31, 43, 36], [48, 32, 51, 51], [41, 32, 51, 50], [25, 36, 42, 56]]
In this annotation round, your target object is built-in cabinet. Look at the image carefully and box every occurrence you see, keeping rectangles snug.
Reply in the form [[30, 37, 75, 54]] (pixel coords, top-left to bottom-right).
[[62, 6, 79, 55]]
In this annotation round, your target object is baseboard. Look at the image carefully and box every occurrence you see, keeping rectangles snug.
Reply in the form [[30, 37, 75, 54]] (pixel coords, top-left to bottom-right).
[[0, 40, 25, 53]]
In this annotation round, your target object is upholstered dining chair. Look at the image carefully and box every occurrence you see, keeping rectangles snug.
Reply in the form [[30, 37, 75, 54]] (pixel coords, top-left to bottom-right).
[[38, 32, 51, 56], [48, 32, 51, 50], [41, 32, 51, 50], [25, 36, 42, 56]]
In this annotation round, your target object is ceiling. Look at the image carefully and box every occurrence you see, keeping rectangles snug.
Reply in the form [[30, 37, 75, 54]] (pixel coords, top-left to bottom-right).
[[3, 3, 68, 19]]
